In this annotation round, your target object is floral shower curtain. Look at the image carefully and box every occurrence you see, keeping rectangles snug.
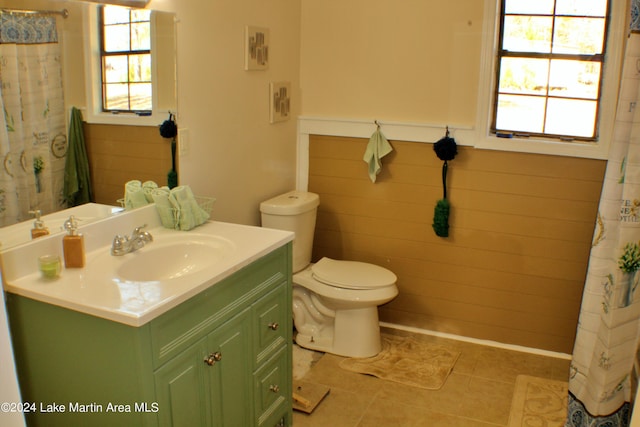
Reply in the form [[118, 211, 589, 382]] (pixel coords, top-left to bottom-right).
[[565, 17, 640, 427], [0, 12, 66, 227]]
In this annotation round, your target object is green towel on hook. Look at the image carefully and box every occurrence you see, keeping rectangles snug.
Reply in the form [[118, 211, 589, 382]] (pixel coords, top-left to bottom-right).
[[363, 127, 393, 183], [63, 107, 93, 206]]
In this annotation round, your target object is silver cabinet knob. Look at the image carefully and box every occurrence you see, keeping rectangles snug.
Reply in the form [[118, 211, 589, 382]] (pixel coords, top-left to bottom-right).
[[269, 384, 280, 393], [268, 322, 279, 331]]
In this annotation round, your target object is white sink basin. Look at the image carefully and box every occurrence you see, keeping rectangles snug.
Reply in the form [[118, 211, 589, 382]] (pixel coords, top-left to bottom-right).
[[114, 235, 235, 282], [1, 205, 294, 326]]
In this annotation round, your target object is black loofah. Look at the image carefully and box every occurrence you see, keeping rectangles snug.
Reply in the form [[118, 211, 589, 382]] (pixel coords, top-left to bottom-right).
[[432, 129, 456, 237], [159, 113, 177, 139], [433, 136, 457, 161]]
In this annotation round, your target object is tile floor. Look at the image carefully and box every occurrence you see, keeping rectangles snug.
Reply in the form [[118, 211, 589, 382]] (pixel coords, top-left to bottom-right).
[[292, 327, 570, 426]]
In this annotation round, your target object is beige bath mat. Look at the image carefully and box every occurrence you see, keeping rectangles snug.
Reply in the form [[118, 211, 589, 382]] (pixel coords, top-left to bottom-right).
[[338, 334, 460, 390], [508, 375, 568, 427]]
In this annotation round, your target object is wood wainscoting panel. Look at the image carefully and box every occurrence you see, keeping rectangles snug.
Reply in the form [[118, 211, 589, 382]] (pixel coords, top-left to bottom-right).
[[308, 134, 606, 353], [83, 123, 173, 205]]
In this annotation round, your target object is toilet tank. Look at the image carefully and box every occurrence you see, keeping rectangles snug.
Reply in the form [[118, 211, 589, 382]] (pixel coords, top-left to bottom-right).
[[260, 191, 320, 273]]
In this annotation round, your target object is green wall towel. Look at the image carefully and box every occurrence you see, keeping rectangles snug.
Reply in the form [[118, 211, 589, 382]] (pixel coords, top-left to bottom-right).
[[363, 128, 393, 183], [63, 107, 93, 206]]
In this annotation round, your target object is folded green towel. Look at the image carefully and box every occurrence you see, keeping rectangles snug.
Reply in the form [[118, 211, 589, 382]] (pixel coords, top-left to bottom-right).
[[363, 128, 393, 183], [152, 187, 179, 229], [124, 180, 148, 209], [171, 185, 209, 231], [142, 181, 158, 203]]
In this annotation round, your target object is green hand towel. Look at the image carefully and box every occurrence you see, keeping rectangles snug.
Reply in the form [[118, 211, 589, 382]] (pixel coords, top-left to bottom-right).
[[152, 187, 179, 229], [124, 180, 148, 209], [363, 128, 393, 183], [171, 185, 209, 231], [63, 107, 93, 206], [142, 180, 158, 203]]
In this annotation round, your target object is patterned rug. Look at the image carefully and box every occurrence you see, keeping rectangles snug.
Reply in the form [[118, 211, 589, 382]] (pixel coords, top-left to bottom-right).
[[508, 375, 568, 427], [338, 334, 460, 390]]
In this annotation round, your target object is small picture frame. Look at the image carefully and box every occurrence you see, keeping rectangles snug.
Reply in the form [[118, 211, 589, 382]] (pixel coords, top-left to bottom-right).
[[269, 82, 290, 123], [245, 26, 269, 70]]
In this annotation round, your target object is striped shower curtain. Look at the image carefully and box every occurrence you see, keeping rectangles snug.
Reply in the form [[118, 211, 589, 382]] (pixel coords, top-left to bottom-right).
[[0, 12, 66, 227], [565, 11, 640, 426]]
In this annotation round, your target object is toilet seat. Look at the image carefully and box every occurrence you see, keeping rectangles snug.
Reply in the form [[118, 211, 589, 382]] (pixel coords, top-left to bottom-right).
[[311, 257, 397, 290]]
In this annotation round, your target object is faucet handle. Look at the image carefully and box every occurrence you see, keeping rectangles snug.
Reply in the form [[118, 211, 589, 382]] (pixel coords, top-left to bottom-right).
[[111, 235, 128, 256], [132, 224, 148, 235]]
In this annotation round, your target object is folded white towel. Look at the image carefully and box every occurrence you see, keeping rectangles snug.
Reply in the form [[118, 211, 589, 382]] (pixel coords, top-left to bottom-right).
[[363, 128, 393, 183]]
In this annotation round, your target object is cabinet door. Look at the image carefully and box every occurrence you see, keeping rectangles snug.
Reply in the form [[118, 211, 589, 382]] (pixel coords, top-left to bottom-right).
[[155, 337, 211, 427], [208, 308, 253, 427]]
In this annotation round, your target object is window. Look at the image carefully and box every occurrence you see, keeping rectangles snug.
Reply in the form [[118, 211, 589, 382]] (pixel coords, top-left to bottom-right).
[[100, 5, 152, 113], [492, 0, 609, 141]]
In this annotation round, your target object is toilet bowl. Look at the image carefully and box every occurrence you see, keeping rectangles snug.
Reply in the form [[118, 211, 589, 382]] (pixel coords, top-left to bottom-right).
[[260, 191, 399, 358]]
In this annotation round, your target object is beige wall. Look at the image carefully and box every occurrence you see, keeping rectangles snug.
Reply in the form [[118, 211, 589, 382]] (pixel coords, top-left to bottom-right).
[[300, 0, 484, 125], [152, 0, 302, 225], [309, 135, 606, 354]]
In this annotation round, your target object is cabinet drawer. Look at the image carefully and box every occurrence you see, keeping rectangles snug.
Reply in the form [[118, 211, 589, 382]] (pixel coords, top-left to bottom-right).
[[253, 283, 289, 368], [150, 246, 289, 369], [254, 346, 290, 427]]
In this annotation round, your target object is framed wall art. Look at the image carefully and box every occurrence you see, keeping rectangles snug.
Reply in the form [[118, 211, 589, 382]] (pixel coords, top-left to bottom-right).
[[269, 81, 290, 123], [245, 26, 269, 70]]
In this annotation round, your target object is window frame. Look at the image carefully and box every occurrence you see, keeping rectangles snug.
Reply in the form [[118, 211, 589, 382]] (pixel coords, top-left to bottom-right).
[[82, 4, 163, 127], [475, 0, 626, 160], [99, 5, 152, 114]]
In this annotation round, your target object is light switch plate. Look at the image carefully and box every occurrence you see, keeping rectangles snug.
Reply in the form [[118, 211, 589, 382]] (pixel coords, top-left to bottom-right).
[[178, 128, 189, 156]]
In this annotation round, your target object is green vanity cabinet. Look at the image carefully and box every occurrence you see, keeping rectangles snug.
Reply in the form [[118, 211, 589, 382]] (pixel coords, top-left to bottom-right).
[[155, 309, 252, 427], [6, 243, 292, 427]]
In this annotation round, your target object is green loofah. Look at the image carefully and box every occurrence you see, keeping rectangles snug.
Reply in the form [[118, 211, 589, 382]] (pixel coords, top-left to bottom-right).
[[432, 198, 450, 237]]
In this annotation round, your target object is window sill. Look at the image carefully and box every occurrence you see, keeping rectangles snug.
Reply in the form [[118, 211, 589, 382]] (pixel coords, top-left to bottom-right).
[[82, 110, 168, 127], [474, 133, 610, 160]]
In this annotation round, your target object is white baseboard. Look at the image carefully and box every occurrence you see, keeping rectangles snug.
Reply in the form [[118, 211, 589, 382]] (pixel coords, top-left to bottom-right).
[[380, 321, 572, 360]]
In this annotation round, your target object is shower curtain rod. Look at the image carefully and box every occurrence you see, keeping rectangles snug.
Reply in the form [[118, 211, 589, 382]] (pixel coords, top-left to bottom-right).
[[0, 8, 69, 19]]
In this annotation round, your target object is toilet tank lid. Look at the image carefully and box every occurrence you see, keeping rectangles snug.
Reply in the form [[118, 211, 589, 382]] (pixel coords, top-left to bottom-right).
[[260, 191, 319, 215], [311, 257, 397, 289]]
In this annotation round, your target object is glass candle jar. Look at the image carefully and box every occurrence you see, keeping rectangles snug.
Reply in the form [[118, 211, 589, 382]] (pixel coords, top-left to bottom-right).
[[38, 255, 61, 279]]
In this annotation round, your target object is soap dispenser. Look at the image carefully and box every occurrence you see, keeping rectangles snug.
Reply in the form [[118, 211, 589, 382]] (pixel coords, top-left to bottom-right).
[[29, 210, 49, 239], [62, 215, 85, 268]]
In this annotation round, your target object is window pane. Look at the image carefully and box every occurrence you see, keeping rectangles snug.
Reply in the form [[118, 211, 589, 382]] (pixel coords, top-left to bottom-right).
[[103, 6, 130, 25], [104, 83, 129, 110], [499, 57, 549, 95], [504, 0, 554, 15], [103, 56, 128, 83], [503, 16, 552, 53], [545, 98, 596, 137], [104, 24, 130, 52], [131, 9, 151, 22], [130, 83, 152, 110], [553, 17, 605, 54], [556, 0, 607, 17], [131, 22, 151, 51], [549, 60, 600, 99], [496, 94, 545, 133], [128, 54, 151, 82]]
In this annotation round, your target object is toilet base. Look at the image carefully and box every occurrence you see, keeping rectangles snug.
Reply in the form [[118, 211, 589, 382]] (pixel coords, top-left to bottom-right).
[[294, 307, 382, 358]]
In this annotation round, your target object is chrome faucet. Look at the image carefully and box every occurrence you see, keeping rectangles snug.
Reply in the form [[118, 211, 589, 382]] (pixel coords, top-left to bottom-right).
[[111, 225, 153, 256]]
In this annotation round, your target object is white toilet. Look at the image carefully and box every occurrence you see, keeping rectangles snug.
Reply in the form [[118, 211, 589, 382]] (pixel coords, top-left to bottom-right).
[[260, 190, 398, 358]]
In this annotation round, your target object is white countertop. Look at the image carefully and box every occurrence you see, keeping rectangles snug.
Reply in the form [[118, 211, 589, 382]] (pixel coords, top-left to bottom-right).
[[1, 207, 293, 327]]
